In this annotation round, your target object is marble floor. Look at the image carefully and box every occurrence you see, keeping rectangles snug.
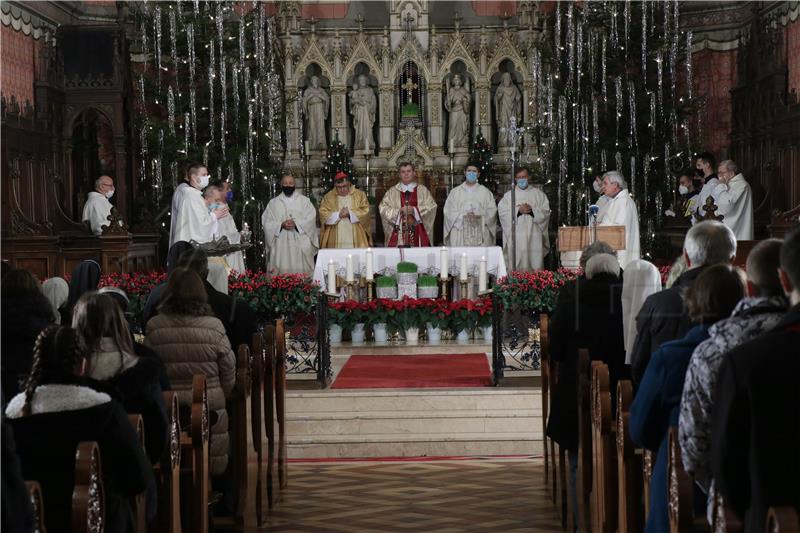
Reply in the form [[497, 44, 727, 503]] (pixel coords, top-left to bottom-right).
[[245, 458, 561, 532]]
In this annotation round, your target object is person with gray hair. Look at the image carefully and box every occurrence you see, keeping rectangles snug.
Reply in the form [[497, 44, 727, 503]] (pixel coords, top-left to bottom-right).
[[597, 170, 640, 269], [585, 253, 621, 280], [630, 220, 737, 384], [82, 175, 116, 235], [711, 159, 753, 240], [579, 240, 617, 270]]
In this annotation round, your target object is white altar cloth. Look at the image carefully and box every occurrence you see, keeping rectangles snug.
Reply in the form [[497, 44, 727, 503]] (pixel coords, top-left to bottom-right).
[[312, 246, 508, 291]]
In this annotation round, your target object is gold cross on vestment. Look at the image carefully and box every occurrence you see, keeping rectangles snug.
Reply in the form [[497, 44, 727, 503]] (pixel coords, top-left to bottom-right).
[[401, 78, 418, 92]]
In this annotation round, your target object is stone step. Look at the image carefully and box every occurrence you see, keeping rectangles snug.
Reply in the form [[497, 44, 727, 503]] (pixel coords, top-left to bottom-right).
[[330, 342, 493, 356]]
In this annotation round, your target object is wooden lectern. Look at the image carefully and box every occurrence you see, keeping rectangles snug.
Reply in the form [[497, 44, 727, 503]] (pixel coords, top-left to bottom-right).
[[557, 226, 626, 252]]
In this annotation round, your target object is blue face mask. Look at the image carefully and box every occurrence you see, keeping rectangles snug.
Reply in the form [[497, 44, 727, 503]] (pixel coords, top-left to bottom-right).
[[517, 178, 528, 189], [208, 203, 221, 212], [465, 171, 478, 183], [225, 190, 234, 202]]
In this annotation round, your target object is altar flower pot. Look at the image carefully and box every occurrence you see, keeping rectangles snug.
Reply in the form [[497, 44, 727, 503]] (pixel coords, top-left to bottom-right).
[[329, 324, 343, 344], [351, 323, 366, 344], [456, 329, 471, 344], [373, 323, 389, 344], [405, 327, 420, 345], [481, 326, 493, 343], [426, 324, 442, 344]]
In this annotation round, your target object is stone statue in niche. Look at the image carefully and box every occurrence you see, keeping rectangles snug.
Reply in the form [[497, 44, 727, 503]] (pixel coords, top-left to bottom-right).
[[445, 74, 471, 150], [494, 72, 522, 147], [349, 74, 377, 151], [302, 76, 330, 150]]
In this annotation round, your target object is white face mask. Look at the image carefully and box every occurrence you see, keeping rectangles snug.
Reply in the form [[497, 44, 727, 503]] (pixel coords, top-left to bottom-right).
[[105, 189, 115, 199], [678, 185, 689, 195], [196, 175, 210, 189], [593, 180, 603, 194]]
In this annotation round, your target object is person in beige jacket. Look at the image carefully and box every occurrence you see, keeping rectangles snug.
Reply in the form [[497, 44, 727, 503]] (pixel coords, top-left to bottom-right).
[[145, 267, 235, 476]]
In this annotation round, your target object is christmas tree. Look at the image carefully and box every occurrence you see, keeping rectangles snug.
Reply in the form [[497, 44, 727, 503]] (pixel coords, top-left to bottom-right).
[[469, 128, 499, 194], [320, 134, 355, 192], [131, 2, 285, 266]]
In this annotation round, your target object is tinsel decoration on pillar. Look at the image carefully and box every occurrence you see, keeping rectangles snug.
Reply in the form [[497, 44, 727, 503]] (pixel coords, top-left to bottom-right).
[[131, 2, 285, 267], [468, 128, 498, 195], [320, 134, 355, 192]]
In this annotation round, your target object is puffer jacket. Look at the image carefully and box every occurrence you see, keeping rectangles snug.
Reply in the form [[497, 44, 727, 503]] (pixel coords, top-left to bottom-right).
[[144, 314, 235, 475]]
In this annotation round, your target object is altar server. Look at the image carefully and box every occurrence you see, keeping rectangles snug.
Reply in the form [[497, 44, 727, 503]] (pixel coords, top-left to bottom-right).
[[443, 163, 497, 247], [169, 162, 229, 247], [82, 175, 115, 235], [712, 160, 753, 240], [204, 185, 245, 273], [597, 170, 640, 269], [319, 172, 371, 249], [379, 162, 437, 247], [261, 173, 319, 274], [498, 167, 551, 270]]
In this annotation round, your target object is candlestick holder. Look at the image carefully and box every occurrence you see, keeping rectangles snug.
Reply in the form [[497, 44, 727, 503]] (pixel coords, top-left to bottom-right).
[[439, 276, 450, 301], [449, 152, 455, 190], [459, 278, 469, 300], [325, 291, 339, 303], [303, 153, 311, 197], [346, 281, 358, 301], [365, 153, 371, 197], [365, 279, 375, 301]]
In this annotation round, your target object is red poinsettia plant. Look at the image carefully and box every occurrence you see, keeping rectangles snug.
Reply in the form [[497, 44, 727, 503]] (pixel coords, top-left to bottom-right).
[[228, 271, 318, 320], [447, 297, 493, 333], [494, 269, 580, 313]]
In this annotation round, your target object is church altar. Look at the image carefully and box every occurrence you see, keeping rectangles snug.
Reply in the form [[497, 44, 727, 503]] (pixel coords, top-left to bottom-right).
[[312, 246, 508, 290]]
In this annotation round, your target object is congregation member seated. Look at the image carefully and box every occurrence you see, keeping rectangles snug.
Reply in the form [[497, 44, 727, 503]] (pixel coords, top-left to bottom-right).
[[5, 326, 153, 533], [41, 276, 69, 324], [1, 269, 55, 403], [621, 259, 663, 365], [631, 220, 737, 385], [144, 268, 236, 477], [64, 259, 101, 323], [72, 292, 168, 464], [1, 421, 35, 532], [679, 239, 788, 520], [630, 264, 745, 533], [711, 226, 800, 532]]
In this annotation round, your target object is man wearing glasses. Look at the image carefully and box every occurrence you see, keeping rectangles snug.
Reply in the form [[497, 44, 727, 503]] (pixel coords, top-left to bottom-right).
[[712, 160, 754, 240], [319, 172, 372, 249]]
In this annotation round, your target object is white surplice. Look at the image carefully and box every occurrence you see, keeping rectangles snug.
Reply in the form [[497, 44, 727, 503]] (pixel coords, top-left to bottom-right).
[[443, 182, 498, 247], [711, 174, 753, 240], [169, 183, 219, 247], [261, 192, 319, 275], [597, 188, 640, 269], [214, 214, 246, 273], [82, 191, 113, 235], [498, 185, 551, 271]]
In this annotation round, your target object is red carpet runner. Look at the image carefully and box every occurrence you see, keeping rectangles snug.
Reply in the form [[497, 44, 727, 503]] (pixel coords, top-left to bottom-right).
[[331, 353, 492, 389]]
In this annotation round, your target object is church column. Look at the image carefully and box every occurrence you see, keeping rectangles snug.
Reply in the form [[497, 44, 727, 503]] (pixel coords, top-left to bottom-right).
[[379, 84, 394, 156], [286, 87, 301, 159], [427, 82, 443, 152], [113, 136, 128, 221], [331, 85, 349, 150], [475, 81, 492, 146]]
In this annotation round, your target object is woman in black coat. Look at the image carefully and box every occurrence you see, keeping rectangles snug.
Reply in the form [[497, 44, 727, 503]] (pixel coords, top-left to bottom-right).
[[1, 269, 55, 402], [4, 326, 154, 533], [64, 259, 101, 323]]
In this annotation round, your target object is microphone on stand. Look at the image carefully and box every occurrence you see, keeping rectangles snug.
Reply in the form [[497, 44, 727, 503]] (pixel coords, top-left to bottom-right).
[[588, 204, 599, 243]]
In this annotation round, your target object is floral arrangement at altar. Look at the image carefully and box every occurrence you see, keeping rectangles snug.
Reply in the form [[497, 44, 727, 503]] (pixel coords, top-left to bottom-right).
[[228, 271, 318, 321], [493, 269, 581, 314]]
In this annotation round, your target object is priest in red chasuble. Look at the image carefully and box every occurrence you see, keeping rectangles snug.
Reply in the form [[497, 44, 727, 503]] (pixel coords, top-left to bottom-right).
[[378, 161, 437, 247]]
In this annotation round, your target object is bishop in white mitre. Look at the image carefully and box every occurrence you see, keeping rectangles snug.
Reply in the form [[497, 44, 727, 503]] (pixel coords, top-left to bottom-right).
[[82, 175, 115, 235], [443, 163, 498, 247], [169, 163, 229, 247], [261, 173, 319, 275], [711, 160, 753, 240], [498, 168, 551, 270], [203, 185, 246, 273], [596, 170, 640, 269]]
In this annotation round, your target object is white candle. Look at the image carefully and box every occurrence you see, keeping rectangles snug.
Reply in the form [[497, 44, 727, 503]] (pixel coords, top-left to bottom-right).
[[346, 254, 354, 282], [365, 248, 374, 281], [327, 260, 337, 294], [459, 253, 468, 281], [449, 138, 454, 153], [479, 256, 488, 292], [304, 140, 310, 154], [440, 247, 449, 280], [365, 135, 370, 153]]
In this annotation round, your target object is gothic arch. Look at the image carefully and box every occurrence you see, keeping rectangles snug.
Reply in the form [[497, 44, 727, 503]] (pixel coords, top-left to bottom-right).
[[343, 39, 382, 83], [294, 39, 334, 86]]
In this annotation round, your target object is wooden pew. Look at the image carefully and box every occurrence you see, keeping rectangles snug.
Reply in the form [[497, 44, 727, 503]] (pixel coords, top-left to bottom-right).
[[263, 325, 277, 509], [643, 449, 654, 521], [157, 391, 182, 533], [616, 380, 643, 533], [712, 491, 742, 533], [667, 426, 695, 533], [275, 319, 288, 489], [128, 414, 147, 533], [250, 331, 265, 526], [539, 313, 552, 487], [180, 375, 210, 533], [25, 481, 46, 533], [72, 441, 104, 533], [766, 506, 800, 532], [590, 361, 618, 533], [576, 348, 593, 532]]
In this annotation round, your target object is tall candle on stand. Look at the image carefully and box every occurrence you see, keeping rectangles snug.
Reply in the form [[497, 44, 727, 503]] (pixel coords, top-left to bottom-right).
[[440, 247, 449, 280], [346, 254, 354, 282], [365, 248, 374, 281], [459, 253, 468, 281], [449, 138, 454, 153], [303, 140, 310, 155], [327, 260, 337, 294], [478, 256, 488, 292]]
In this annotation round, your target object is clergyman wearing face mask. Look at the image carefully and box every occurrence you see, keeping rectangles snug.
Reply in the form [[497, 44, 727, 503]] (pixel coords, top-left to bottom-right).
[[82, 175, 118, 235], [168, 162, 230, 247]]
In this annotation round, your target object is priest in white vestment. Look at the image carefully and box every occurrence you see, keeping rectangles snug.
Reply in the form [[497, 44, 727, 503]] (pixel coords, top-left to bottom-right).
[[443, 163, 498, 247], [712, 160, 753, 240], [169, 163, 229, 247], [204, 186, 246, 273], [498, 167, 551, 270], [378, 162, 437, 247], [261, 173, 319, 275], [82, 175, 115, 235], [597, 170, 640, 269]]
